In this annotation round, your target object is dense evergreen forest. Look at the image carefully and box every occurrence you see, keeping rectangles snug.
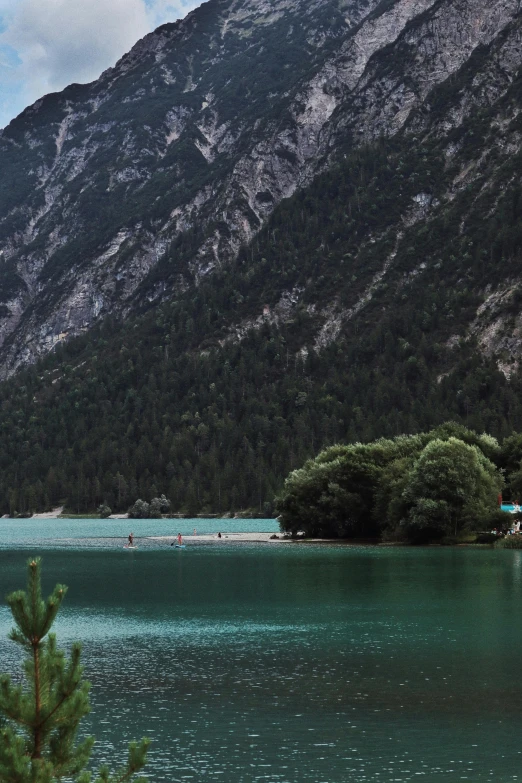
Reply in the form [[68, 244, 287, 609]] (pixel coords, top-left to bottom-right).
[[2, 109, 522, 515], [1, 308, 521, 517]]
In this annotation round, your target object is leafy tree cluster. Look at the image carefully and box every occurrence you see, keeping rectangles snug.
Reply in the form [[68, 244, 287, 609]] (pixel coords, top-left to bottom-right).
[[128, 495, 171, 519], [276, 423, 506, 542]]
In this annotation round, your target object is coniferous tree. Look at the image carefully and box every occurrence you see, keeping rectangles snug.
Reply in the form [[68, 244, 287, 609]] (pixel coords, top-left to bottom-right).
[[0, 558, 149, 783]]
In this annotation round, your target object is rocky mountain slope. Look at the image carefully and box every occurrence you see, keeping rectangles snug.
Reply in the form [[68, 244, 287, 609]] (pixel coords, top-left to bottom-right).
[[3, 0, 522, 514], [1, 0, 521, 377]]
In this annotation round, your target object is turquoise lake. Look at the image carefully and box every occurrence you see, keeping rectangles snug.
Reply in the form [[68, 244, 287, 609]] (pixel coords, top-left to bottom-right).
[[1, 521, 522, 782]]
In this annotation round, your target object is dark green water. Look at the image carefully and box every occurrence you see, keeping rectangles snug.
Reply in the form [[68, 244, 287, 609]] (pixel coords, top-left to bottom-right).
[[1, 543, 522, 782]]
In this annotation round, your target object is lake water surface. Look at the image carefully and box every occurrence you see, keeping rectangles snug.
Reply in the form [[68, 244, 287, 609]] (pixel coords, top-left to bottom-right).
[[1, 522, 522, 782]]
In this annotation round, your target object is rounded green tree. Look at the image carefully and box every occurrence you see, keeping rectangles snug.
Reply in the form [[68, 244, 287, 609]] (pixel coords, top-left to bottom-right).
[[402, 437, 502, 540]]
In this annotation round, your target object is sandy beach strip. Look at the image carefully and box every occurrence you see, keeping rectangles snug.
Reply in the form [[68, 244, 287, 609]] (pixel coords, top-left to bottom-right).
[[31, 506, 64, 519], [148, 532, 289, 543], [147, 534, 386, 545]]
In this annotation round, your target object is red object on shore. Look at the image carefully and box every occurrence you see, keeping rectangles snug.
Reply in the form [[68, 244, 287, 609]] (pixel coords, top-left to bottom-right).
[[498, 493, 503, 507]]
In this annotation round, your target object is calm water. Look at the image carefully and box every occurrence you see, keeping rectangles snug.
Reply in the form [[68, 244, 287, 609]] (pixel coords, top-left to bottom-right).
[[1, 529, 522, 782]]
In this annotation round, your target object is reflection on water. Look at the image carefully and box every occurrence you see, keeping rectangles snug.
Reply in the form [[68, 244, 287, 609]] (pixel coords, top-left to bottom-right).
[[1, 545, 522, 781]]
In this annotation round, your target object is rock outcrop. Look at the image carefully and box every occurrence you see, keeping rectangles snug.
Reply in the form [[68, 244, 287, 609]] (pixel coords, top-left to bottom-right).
[[0, 0, 521, 376]]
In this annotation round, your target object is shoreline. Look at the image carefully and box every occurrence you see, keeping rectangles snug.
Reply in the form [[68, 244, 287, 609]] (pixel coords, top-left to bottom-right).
[[0, 517, 500, 548], [147, 534, 403, 545], [54, 515, 267, 520], [30, 507, 64, 519], [148, 534, 499, 547], [148, 532, 288, 543]]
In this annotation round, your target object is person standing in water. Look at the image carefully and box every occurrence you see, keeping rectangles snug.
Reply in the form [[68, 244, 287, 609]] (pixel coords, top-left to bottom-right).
[[128, 532, 134, 547], [177, 532, 183, 546]]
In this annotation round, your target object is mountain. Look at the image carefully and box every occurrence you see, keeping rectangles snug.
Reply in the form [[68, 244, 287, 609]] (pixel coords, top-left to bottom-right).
[[1, 0, 521, 376], [0, 0, 370, 374], [1, 0, 522, 514]]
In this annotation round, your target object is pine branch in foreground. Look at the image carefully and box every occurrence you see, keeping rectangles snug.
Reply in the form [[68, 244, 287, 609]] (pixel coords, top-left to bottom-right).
[[0, 558, 150, 783]]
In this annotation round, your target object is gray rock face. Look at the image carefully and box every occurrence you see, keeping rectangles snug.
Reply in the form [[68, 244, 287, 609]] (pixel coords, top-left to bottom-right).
[[0, 0, 520, 376]]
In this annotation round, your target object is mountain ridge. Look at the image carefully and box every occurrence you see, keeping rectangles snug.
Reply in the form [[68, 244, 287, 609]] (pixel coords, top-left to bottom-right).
[[1, 0, 520, 377]]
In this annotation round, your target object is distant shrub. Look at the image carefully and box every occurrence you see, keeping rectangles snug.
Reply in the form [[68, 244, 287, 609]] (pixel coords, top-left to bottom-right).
[[479, 509, 510, 532], [97, 504, 112, 519], [128, 499, 150, 519], [129, 495, 170, 519], [149, 494, 171, 518], [475, 532, 499, 544], [497, 535, 522, 549]]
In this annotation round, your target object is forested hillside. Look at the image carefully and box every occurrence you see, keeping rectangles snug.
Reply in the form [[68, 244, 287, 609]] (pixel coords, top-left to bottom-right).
[[0, 304, 518, 517], [3, 124, 522, 515], [2, 0, 522, 515]]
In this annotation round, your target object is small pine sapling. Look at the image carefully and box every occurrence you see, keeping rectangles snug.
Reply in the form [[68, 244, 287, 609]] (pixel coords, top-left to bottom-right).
[[0, 558, 150, 783]]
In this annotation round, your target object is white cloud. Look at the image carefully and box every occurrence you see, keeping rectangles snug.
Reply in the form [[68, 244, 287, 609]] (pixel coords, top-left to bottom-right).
[[0, 0, 204, 128], [2, 0, 150, 92], [146, 0, 203, 27]]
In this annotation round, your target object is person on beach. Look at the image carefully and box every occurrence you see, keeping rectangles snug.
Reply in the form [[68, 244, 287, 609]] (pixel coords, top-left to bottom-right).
[[217, 532, 222, 539], [193, 527, 197, 536], [128, 532, 134, 547], [177, 533, 183, 546]]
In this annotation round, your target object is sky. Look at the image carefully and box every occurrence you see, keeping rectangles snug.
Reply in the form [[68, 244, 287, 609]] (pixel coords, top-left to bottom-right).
[[0, 0, 204, 129]]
